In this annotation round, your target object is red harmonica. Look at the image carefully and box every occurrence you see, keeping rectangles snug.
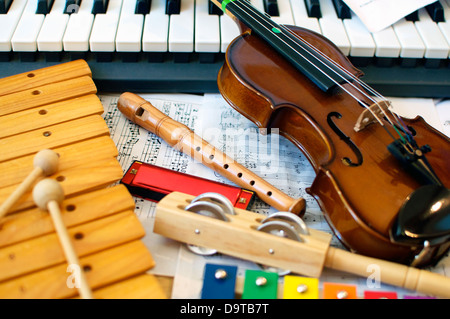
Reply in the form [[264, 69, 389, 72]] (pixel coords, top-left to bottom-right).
[[121, 161, 255, 210]]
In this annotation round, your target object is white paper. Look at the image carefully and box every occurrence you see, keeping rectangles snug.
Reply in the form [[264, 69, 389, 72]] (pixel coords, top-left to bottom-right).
[[388, 96, 446, 134], [343, 0, 438, 32]]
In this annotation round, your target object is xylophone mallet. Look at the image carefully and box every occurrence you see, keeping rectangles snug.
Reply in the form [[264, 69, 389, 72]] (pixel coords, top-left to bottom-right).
[[0, 149, 59, 218], [32, 178, 93, 299]]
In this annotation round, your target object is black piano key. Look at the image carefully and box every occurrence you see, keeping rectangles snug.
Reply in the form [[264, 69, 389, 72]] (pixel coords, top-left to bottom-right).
[[135, 0, 150, 14], [304, 0, 321, 18], [166, 0, 180, 14], [263, 0, 279, 16], [0, 0, 13, 14], [375, 57, 397, 68], [173, 52, 190, 63], [70, 52, 87, 60], [208, 0, 222, 15], [425, 1, 445, 22], [121, 52, 139, 62], [424, 58, 443, 68], [92, 0, 109, 14], [36, 0, 55, 14], [405, 10, 419, 22], [400, 58, 420, 68], [148, 52, 165, 62], [19, 52, 37, 62], [0, 52, 11, 62], [332, 0, 351, 19], [45, 52, 62, 62], [64, 0, 81, 13], [95, 52, 113, 62], [199, 53, 217, 63]]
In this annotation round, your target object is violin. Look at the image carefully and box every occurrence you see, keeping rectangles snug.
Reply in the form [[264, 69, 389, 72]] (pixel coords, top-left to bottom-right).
[[211, 0, 450, 267]]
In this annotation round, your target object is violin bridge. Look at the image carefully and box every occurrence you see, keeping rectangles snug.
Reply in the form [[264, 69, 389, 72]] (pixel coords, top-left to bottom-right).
[[354, 100, 391, 132]]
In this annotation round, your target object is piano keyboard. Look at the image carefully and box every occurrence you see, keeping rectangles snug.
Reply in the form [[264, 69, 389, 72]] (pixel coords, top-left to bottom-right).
[[0, 0, 449, 97]]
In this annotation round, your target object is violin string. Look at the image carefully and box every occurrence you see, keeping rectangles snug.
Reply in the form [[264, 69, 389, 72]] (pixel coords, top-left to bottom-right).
[[232, 1, 380, 118], [278, 24, 412, 142], [231, 0, 411, 141], [269, 11, 414, 141], [240, 9, 402, 135], [233, 2, 380, 105]]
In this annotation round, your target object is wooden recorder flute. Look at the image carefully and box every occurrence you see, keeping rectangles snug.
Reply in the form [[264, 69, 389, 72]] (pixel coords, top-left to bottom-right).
[[117, 92, 306, 215]]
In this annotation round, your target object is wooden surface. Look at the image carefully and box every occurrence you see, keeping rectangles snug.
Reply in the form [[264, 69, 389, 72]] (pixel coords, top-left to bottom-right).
[[0, 60, 165, 299]]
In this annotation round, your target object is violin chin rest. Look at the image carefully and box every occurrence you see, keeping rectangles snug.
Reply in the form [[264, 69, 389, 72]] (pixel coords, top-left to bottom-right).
[[390, 185, 450, 246]]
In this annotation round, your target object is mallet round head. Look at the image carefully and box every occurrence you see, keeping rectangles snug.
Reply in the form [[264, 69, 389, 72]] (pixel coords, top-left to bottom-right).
[[32, 178, 64, 210], [33, 149, 59, 176]]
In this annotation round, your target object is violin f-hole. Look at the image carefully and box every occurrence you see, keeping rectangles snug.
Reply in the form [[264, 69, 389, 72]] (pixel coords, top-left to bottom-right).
[[327, 112, 363, 167]]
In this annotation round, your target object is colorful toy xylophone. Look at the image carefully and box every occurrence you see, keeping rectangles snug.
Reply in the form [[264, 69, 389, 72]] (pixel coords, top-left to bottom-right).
[[0, 60, 166, 299], [200, 263, 439, 299]]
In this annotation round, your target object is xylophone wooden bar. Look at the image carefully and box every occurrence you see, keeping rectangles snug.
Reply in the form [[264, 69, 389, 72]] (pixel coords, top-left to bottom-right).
[[0, 158, 124, 213], [0, 211, 144, 281], [0, 136, 118, 189], [0, 60, 164, 299], [0, 241, 155, 299], [0, 76, 97, 117], [0, 115, 110, 162], [0, 185, 135, 247], [0, 94, 104, 139], [0, 60, 92, 97], [90, 274, 167, 299]]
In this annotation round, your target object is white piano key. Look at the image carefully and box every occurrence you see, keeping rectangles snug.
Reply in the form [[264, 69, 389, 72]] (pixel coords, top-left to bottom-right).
[[0, 0, 27, 51], [317, 0, 350, 55], [90, 0, 124, 52], [115, 0, 144, 51], [414, 8, 449, 58], [11, 0, 45, 51], [195, 0, 220, 52], [289, 0, 321, 34], [220, 14, 240, 53], [392, 18, 425, 58], [343, 12, 375, 57], [63, 0, 95, 51], [142, 0, 168, 52], [37, 0, 69, 51], [168, 0, 194, 52], [272, 0, 294, 25], [371, 26, 401, 57], [438, 0, 450, 56]]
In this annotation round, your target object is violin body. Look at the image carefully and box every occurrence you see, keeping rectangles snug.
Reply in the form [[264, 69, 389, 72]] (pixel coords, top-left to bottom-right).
[[217, 25, 450, 265]]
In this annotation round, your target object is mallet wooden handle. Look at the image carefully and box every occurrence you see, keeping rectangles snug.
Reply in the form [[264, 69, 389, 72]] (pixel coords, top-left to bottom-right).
[[33, 179, 93, 299], [325, 247, 450, 298], [0, 149, 59, 218], [118, 92, 306, 215]]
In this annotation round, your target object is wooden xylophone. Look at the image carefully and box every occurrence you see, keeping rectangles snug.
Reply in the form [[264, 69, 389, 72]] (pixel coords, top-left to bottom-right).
[[0, 60, 166, 299]]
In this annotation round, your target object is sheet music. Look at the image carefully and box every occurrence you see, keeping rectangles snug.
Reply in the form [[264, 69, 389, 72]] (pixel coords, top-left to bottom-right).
[[99, 93, 449, 298], [343, 0, 438, 32]]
